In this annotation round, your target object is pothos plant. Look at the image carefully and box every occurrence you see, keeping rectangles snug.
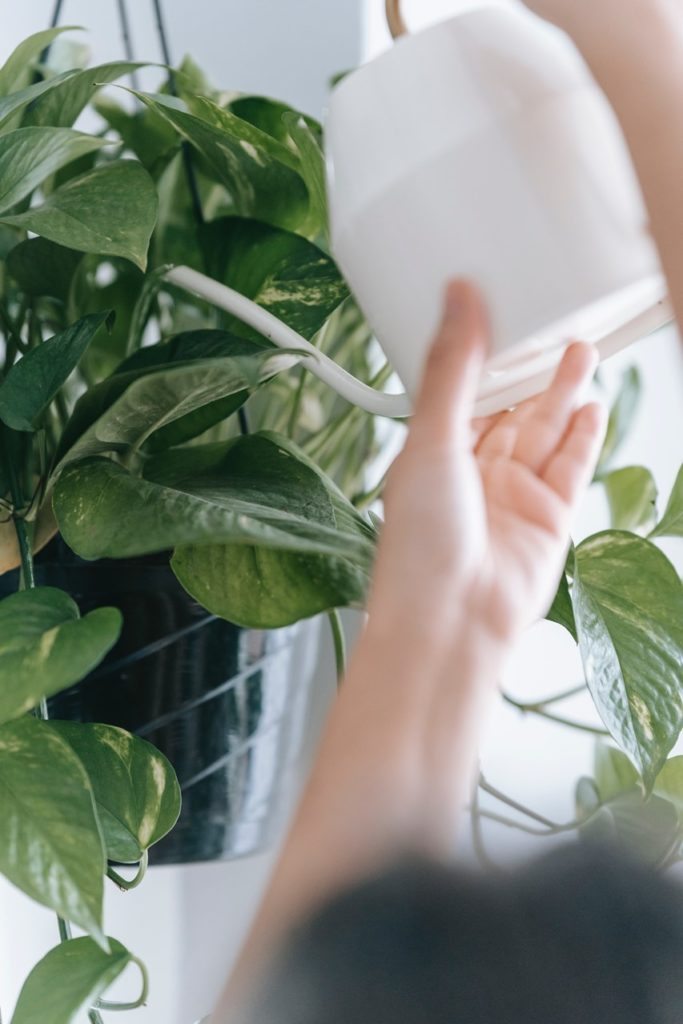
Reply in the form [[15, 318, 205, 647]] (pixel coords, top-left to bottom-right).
[[1, 23, 683, 1024], [0, 26, 384, 1024]]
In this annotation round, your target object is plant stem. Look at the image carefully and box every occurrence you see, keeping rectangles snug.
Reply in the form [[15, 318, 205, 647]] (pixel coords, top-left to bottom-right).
[[95, 956, 148, 1012], [503, 693, 609, 736], [510, 682, 588, 710], [479, 776, 561, 830], [327, 610, 346, 687], [470, 780, 500, 872], [13, 516, 35, 590], [107, 851, 149, 891]]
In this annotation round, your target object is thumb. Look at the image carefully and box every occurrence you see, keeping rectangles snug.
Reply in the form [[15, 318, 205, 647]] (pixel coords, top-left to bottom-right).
[[411, 280, 490, 446]]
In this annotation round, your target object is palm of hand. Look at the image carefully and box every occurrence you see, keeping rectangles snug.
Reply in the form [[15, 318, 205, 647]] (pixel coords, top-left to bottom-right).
[[372, 341, 603, 648]]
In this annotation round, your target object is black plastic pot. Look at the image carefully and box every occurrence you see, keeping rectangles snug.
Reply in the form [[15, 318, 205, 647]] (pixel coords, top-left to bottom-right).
[[0, 539, 318, 865]]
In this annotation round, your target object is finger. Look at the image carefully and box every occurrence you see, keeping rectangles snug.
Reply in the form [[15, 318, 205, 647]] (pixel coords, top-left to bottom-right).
[[476, 399, 537, 462], [410, 280, 490, 447], [542, 401, 608, 506], [511, 343, 599, 474]]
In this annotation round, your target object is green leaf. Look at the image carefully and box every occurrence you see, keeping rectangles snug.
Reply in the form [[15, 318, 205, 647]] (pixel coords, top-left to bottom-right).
[[169, 434, 374, 626], [0, 717, 106, 943], [53, 342, 292, 470], [1, 162, 158, 271], [651, 464, 683, 538], [282, 111, 329, 241], [94, 94, 179, 170], [7, 237, 83, 301], [572, 531, 683, 787], [12, 937, 132, 1024], [173, 544, 367, 628], [0, 128, 106, 215], [0, 312, 110, 431], [576, 774, 681, 865], [24, 62, 146, 129], [596, 367, 641, 477], [0, 28, 77, 97], [0, 72, 80, 133], [115, 329, 273, 451], [54, 434, 376, 568], [45, 723, 181, 863], [594, 742, 640, 802], [200, 217, 348, 342], [654, 757, 683, 819], [131, 90, 309, 231], [0, 587, 122, 724], [545, 572, 577, 640], [603, 466, 658, 534]]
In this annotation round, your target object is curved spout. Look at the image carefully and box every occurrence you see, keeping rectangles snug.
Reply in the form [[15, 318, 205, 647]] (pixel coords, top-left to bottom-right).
[[164, 266, 412, 419]]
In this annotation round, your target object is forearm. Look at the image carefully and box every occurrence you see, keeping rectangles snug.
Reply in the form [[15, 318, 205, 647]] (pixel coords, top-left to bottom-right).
[[566, 1, 683, 331], [211, 621, 503, 1019]]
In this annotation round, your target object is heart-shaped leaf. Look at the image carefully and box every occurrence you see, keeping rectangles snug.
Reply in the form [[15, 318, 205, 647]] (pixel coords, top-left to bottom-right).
[[170, 432, 373, 625], [131, 90, 309, 231], [651, 464, 683, 538], [172, 543, 368, 628], [12, 937, 134, 1024], [576, 776, 681, 866], [0, 72, 81, 133], [0, 312, 110, 431], [52, 343, 293, 472], [1, 162, 158, 271], [199, 217, 348, 342], [572, 531, 683, 787], [0, 717, 106, 943], [114, 329, 275, 451], [24, 62, 146, 129], [0, 28, 76, 97], [0, 587, 122, 724], [594, 743, 640, 802], [45, 723, 181, 863], [53, 433, 376, 568], [282, 111, 328, 241], [654, 757, 683, 819], [603, 466, 658, 534], [0, 128, 106, 215]]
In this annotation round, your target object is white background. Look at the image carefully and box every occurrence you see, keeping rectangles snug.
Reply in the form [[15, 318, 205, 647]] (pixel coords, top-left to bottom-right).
[[1, 1, 682, 1022]]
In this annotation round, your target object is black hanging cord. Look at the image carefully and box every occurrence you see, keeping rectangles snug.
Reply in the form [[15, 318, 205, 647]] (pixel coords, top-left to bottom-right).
[[115, 0, 142, 91], [150, 0, 205, 229], [37, 0, 66, 71], [49, 0, 66, 28]]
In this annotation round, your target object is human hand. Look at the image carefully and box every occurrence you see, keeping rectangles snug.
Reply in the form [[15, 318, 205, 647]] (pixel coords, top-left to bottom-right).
[[368, 281, 606, 654]]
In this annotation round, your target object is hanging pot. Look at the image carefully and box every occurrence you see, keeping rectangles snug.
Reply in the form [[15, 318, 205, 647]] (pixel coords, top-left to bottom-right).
[[0, 538, 321, 865]]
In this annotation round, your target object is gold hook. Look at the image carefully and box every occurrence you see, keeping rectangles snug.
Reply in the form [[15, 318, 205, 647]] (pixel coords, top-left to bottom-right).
[[386, 0, 409, 38]]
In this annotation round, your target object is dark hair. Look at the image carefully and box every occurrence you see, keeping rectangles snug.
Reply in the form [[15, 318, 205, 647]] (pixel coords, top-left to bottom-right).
[[245, 844, 683, 1024]]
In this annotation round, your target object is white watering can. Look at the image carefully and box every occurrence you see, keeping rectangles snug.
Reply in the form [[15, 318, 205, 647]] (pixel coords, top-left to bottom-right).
[[167, 0, 674, 418]]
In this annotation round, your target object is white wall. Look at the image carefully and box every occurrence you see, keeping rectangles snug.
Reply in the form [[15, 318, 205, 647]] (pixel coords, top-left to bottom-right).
[[2, 0, 362, 115]]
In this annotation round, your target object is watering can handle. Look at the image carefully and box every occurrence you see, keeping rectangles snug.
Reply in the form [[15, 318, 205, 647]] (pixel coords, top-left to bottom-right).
[[386, 0, 408, 38], [165, 266, 412, 418]]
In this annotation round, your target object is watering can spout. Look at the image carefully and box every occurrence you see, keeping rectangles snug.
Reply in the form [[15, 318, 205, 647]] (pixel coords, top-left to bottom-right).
[[164, 266, 412, 419]]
